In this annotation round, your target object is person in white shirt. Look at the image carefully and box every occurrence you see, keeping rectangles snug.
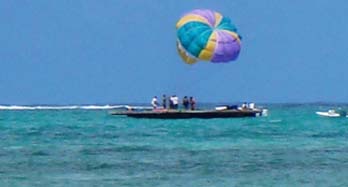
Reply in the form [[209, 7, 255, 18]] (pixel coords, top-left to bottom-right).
[[169, 96, 174, 109], [172, 95, 179, 109], [151, 96, 158, 109]]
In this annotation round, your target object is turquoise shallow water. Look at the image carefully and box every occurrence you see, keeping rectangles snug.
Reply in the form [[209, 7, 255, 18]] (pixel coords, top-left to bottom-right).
[[1, 104, 348, 186]]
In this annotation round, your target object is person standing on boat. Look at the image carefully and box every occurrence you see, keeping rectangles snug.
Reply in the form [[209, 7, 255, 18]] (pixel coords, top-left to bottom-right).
[[189, 97, 196, 110], [182, 96, 189, 110], [172, 95, 179, 110], [162, 94, 167, 109], [151, 96, 159, 109], [169, 95, 174, 109]]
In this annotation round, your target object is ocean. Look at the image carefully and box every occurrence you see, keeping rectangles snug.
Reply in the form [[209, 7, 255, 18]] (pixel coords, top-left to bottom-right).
[[0, 104, 348, 186]]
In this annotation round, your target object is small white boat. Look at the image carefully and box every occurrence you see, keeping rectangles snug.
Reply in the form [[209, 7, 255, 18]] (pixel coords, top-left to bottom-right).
[[316, 110, 341, 117]]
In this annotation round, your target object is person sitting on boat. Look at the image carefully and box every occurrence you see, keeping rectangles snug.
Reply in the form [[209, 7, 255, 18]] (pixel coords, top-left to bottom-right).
[[182, 96, 189, 110], [172, 95, 179, 109], [162, 94, 167, 109], [151, 96, 159, 109], [189, 97, 196, 110], [241, 102, 248, 110]]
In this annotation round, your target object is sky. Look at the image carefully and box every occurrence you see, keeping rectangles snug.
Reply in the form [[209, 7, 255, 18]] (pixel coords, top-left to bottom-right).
[[1, 0, 348, 105]]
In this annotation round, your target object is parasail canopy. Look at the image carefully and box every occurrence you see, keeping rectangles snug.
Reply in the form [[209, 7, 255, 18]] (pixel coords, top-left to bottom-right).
[[176, 9, 242, 64]]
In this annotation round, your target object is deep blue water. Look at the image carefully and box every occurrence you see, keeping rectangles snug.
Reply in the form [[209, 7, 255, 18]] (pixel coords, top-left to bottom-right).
[[1, 104, 348, 186]]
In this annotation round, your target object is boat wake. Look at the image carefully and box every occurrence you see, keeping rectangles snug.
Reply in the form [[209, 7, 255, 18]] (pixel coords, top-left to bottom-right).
[[269, 119, 282, 123]]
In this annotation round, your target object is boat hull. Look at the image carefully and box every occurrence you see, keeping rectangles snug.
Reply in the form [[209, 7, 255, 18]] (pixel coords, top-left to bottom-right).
[[111, 110, 262, 119], [316, 111, 340, 117]]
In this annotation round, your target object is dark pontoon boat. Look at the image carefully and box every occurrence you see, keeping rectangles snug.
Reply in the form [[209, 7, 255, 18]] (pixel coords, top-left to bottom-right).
[[110, 105, 267, 119]]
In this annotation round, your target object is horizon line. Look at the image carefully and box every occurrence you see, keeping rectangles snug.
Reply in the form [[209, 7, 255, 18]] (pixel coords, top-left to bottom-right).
[[1, 101, 348, 106]]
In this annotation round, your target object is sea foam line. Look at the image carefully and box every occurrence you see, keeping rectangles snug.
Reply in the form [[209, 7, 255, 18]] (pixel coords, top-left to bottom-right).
[[0, 105, 137, 110]]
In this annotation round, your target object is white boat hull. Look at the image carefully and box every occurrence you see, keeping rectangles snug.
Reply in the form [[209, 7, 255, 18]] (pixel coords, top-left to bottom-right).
[[316, 111, 340, 117]]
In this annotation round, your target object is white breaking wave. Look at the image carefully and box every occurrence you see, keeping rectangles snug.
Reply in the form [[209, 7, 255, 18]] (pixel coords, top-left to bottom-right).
[[0, 105, 135, 110]]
